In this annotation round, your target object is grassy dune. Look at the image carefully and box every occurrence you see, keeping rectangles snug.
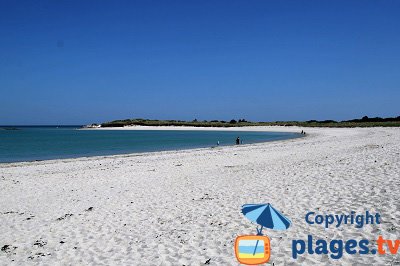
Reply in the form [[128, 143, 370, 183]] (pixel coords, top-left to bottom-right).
[[99, 116, 400, 128]]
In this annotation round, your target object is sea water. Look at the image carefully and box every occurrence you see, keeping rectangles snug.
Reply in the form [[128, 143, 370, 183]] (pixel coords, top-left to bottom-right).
[[0, 126, 301, 163]]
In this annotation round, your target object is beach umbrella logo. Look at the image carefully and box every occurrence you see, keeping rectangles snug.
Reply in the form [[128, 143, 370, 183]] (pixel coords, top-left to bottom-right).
[[234, 203, 291, 265]]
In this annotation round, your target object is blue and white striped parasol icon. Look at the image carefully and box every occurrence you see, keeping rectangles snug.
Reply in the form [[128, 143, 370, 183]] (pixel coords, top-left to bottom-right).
[[241, 203, 291, 255], [242, 203, 291, 232]]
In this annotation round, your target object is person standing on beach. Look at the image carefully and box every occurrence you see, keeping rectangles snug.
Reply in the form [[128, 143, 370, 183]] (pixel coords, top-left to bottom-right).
[[236, 137, 240, 145]]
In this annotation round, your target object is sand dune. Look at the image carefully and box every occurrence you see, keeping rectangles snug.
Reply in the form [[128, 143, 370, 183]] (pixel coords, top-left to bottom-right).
[[0, 127, 399, 265]]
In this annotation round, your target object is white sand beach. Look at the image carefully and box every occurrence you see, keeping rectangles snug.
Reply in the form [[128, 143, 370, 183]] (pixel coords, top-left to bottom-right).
[[0, 126, 399, 265]]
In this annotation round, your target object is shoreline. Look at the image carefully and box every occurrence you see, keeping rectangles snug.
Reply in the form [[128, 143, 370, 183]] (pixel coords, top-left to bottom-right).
[[1, 126, 305, 166], [1, 126, 305, 167]]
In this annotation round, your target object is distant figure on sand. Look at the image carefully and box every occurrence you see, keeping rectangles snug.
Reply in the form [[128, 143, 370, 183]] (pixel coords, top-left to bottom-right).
[[236, 137, 240, 145], [217, 141, 220, 146]]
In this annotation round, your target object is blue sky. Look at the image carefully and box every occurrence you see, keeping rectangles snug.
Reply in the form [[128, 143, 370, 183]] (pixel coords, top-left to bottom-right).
[[1, 0, 399, 125]]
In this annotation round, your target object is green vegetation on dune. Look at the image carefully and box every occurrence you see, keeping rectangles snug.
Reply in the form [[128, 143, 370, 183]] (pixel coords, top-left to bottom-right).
[[99, 116, 400, 128], [100, 119, 247, 128]]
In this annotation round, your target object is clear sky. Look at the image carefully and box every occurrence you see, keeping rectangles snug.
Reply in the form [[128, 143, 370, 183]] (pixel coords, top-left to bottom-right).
[[1, 0, 399, 125]]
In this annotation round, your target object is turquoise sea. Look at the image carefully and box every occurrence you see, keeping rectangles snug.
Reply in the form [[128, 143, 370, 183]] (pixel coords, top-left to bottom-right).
[[0, 126, 301, 163]]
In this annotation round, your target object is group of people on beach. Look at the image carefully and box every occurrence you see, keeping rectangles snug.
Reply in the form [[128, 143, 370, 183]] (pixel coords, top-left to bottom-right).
[[217, 137, 242, 146], [220, 132, 305, 147]]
